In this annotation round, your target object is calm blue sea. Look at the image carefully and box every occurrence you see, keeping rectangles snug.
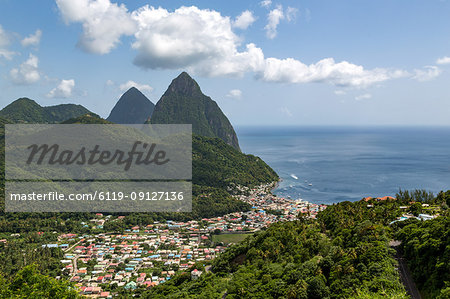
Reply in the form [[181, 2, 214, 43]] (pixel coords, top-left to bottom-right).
[[236, 126, 450, 205]]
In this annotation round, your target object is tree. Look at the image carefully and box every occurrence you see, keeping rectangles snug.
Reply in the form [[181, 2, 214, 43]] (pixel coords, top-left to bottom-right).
[[307, 276, 330, 299], [2, 264, 79, 298], [409, 202, 422, 216]]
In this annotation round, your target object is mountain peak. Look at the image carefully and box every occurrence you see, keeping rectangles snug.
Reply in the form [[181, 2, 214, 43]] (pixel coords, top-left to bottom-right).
[[165, 72, 202, 97], [106, 87, 155, 124], [0, 98, 93, 123], [151, 73, 241, 151], [124, 86, 139, 94], [8, 97, 40, 107]]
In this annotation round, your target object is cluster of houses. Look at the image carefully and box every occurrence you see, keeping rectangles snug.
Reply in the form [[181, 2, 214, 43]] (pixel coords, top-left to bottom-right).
[[389, 212, 438, 225], [59, 229, 226, 297], [361, 195, 440, 224], [235, 183, 327, 220], [54, 183, 326, 296]]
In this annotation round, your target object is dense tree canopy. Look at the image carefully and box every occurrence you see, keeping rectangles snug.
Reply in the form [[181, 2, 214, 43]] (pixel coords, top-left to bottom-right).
[[146, 200, 410, 299], [0, 264, 79, 298], [395, 216, 450, 298]]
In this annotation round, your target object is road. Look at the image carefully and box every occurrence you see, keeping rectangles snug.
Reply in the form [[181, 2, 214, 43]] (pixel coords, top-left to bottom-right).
[[64, 239, 83, 253], [70, 255, 79, 279], [391, 240, 422, 299]]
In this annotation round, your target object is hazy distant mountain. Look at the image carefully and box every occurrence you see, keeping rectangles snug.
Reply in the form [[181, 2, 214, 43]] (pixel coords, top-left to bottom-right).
[[0, 98, 94, 123], [151, 72, 240, 151], [107, 87, 155, 124]]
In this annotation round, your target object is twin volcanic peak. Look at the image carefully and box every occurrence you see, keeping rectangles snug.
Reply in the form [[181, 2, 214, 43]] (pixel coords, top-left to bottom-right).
[[150, 72, 240, 151], [0, 72, 240, 151], [105, 72, 240, 151], [106, 87, 155, 124]]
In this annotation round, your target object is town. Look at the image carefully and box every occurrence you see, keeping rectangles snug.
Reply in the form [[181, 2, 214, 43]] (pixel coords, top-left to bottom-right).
[[45, 183, 326, 297], [38, 187, 443, 298]]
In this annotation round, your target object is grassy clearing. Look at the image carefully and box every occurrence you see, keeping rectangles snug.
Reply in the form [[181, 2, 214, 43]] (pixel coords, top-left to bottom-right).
[[212, 233, 252, 245]]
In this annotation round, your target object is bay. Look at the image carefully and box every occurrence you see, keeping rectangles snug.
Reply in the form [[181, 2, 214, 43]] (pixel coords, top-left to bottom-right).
[[236, 126, 450, 204]]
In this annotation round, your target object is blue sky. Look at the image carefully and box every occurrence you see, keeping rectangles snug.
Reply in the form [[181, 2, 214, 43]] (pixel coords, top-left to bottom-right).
[[1, 0, 450, 126]]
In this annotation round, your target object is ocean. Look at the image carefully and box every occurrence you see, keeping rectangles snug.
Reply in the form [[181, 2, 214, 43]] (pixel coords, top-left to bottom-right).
[[236, 126, 450, 205]]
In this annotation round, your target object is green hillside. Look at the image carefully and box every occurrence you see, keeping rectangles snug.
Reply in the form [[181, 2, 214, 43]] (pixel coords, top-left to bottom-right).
[[0, 113, 276, 221], [193, 134, 278, 190], [61, 113, 113, 124], [145, 200, 410, 299], [0, 98, 95, 123], [45, 104, 96, 123]]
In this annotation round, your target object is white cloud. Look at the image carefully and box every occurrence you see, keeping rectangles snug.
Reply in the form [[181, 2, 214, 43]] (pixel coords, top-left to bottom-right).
[[226, 89, 242, 99], [259, 57, 408, 87], [355, 93, 372, 101], [47, 79, 75, 98], [119, 80, 153, 93], [334, 90, 346, 95], [10, 54, 40, 85], [55, 1, 408, 88], [0, 48, 15, 60], [264, 6, 298, 39], [0, 25, 16, 60], [436, 56, 450, 65], [412, 66, 441, 81], [280, 106, 293, 117], [105, 79, 114, 86], [56, 0, 136, 54], [232, 10, 256, 30], [286, 7, 298, 22], [130, 6, 261, 76], [265, 5, 284, 39], [21, 29, 42, 47], [260, 0, 272, 8]]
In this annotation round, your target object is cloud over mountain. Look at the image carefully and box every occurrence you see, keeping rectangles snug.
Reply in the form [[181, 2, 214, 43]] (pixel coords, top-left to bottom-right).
[[56, 0, 136, 54], [119, 80, 153, 93], [55, 0, 412, 88], [47, 79, 75, 98]]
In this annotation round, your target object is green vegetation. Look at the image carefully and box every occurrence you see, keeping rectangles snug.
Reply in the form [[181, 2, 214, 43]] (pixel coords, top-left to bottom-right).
[[61, 113, 112, 124], [145, 192, 449, 298], [0, 98, 94, 123], [146, 200, 410, 298], [0, 264, 78, 298], [45, 104, 96, 123], [0, 235, 67, 278], [395, 215, 450, 298], [212, 233, 252, 245], [1, 79, 448, 298], [193, 134, 278, 191], [108, 133, 278, 224], [151, 72, 241, 150], [0, 111, 275, 229], [0, 109, 276, 273]]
